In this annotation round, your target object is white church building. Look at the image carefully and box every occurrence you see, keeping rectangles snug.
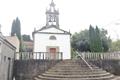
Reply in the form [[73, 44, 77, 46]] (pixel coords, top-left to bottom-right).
[[33, 0, 71, 59]]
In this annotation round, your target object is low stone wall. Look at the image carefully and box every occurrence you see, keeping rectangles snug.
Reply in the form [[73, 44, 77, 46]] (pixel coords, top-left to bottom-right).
[[89, 60, 120, 75], [13, 60, 60, 80]]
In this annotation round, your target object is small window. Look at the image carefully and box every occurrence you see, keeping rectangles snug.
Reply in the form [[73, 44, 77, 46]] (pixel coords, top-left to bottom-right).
[[8, 57, 11, 60], [49, 36, 56, 40]]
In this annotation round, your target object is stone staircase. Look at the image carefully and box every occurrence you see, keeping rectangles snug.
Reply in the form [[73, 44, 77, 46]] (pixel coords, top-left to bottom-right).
[[34, 59, 117, 80]]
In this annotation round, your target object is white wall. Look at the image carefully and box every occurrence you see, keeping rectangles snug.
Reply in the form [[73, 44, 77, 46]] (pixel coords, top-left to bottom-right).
[[34, 33, 71, 59], [0, 40, 15, 80]]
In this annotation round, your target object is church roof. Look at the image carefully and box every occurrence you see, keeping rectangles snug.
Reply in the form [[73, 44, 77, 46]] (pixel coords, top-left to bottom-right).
[[0, 33, 16, 50], [6, 36, 19, 52], [33, 25, 71, 35]]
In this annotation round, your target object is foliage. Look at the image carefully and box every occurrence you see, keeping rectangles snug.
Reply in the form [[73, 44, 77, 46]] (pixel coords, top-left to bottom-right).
[[11, 17, 21, 40], [22, 34, 31, 41], [11, 20, 16, 36], [11, 17, 22, 52], [100, 29, 111, 52], [71, 48, 77, 59], [71, 25, 111, 52], [110, 40, 120, 51], [71, 29, 90, 52], [89, 26, 102, 52], [89, 25, 96, 52], [76, 40, 90, 52]]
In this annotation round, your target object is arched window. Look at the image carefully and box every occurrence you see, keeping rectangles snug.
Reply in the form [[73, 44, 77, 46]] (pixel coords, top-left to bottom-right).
[[49, 35, 56, 40]]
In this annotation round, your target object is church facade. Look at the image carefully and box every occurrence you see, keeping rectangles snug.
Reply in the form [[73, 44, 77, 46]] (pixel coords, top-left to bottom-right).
[[33, 0, 71, 59]]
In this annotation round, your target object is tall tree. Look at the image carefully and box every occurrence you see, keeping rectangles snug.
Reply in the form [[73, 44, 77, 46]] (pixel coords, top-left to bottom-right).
[[11, 17, 21, 40], [95, 26, 102, 52], [100, 29, 111, 52], [15, 18, 21, 40], [71, 25, 111, 52], [89, 26, 103, 52], [11, 20, 16, 36], [11, 17, 22, 52], [89, 25, 96, 52]]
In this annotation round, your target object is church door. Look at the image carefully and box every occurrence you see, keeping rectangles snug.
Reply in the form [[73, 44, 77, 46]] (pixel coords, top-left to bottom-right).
[[49, 48, 56, 59]]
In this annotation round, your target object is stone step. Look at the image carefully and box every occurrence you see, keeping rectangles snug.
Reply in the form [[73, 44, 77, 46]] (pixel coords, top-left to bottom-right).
[[42, 72, 111, 78], [56, 63, 89, 67], [35, 75, 115, 80], [48, 68, 106, 73], [50, 67, 99, 70], [48, 68, 103, 72], [54, 62, 99, 69], [45, 70, 108, 75], [50, 63, 99, 68]]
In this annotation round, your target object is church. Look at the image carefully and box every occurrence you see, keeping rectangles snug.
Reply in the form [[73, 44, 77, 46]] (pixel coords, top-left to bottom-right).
[[33, 0, 71, 59]]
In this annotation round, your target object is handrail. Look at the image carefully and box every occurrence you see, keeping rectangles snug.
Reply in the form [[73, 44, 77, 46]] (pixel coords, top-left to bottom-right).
[[76, 51, 93, 70]]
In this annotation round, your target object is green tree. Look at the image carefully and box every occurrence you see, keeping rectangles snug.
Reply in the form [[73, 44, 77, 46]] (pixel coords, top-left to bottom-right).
[[71, 25, 111, 52], [111, 40, 120, 51], [71, 29, 90, 52], [89, 25, 96, 52], [11, 17, 21, 40], [89, 26, 104, 52], [95, 26, 102, 52], [22, 34, 31, 41], [76, 40, 90, 52], [71, 48, 77, 59], [11, 20, 16, 36], [100, 29, 111, 52], [11, 17, 22, 52]]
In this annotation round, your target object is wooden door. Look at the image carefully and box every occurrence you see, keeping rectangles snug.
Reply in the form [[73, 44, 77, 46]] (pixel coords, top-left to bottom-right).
[[49, 48, 56, 59]]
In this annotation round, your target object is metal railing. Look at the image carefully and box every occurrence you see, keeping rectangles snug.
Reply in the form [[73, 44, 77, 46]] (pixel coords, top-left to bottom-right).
[[75, 51, 93, 70], [15, 52, 63, 60]]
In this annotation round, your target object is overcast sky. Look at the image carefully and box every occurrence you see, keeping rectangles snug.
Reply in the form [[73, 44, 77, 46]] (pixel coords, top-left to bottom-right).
[[0, 0, 120, 40]]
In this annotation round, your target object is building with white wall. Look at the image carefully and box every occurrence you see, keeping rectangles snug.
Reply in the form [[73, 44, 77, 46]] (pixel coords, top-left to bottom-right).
[[33, 0, 71, 59], [6, 36, 20, 60], [0, 33, 16, 80]]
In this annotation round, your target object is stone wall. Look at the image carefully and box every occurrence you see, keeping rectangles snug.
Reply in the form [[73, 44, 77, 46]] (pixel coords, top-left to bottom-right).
[[89, 60, 120, 75], [13, 60, 60, 80]]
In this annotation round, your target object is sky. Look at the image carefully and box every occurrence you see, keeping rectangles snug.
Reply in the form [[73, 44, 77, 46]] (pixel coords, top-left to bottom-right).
[[0, 0, 120, 41]]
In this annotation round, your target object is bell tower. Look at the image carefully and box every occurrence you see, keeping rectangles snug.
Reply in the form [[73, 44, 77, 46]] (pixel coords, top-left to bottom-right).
[[46, 0, 59, 28]]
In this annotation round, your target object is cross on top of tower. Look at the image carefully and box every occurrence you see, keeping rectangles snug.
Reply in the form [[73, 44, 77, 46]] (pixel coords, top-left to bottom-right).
[[50, 0, 55, 7]]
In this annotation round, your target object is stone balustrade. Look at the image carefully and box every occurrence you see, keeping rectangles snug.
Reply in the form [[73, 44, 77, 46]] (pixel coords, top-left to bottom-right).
[[80, 52, 120, 60], [15, 52, 63, 60]]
